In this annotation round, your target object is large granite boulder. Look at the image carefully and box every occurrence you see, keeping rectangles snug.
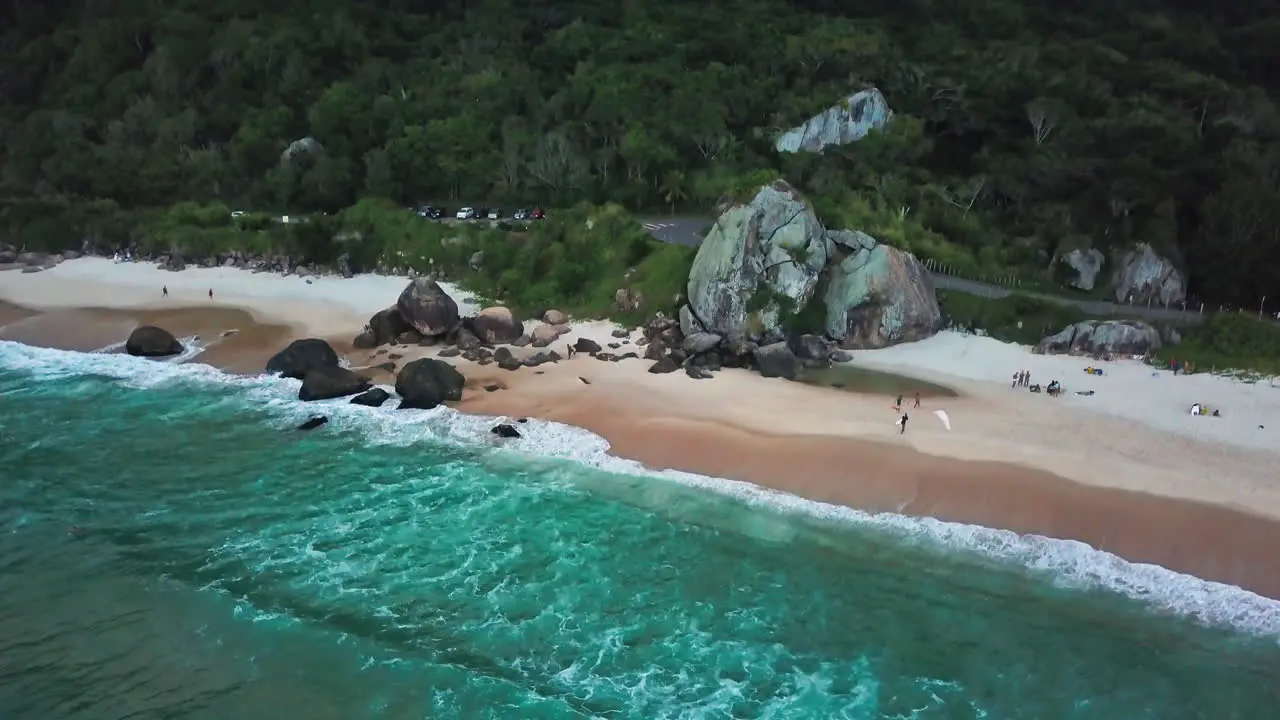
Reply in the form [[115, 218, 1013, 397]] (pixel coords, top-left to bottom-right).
[[1112, 244, 1185, 306], [298, 366, 372, 401], [469, 306, 523, 344], [397, 278, 460, 337], [823, 231, 942, 348], [266, 338, 339, 379], [685, 180, 831, 346], [367, 306, 411, 346], [395, 358, 465, 410], [775, 88, 893, 154], [1034, 320, 1161, 356], [125, 325, 183, 358], [1059, 247, 1105, 291]]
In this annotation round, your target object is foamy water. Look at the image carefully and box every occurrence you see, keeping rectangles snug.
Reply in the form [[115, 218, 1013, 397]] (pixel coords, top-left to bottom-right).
[[2, 339, 1277, 640]]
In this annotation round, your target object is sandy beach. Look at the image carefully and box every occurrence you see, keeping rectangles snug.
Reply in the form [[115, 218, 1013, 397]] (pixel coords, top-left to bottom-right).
[[4, 258, 1280, 597]]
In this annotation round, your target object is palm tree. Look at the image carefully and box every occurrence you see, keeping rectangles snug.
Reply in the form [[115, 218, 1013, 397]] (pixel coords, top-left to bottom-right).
[[660, 170, 687, 215]]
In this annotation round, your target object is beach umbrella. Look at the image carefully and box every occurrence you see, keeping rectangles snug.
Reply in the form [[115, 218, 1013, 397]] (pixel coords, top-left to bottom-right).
[[933, 409, 951, 431]]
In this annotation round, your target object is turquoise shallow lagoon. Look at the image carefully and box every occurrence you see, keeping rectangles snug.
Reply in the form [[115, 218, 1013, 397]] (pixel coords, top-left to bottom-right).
[[2, 340, 1278, 719]]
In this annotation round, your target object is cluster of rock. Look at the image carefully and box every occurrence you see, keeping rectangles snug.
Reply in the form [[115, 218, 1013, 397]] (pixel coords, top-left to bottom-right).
[[1057, 242, 1186, 304], [0, 244, 81, 273], [637, 312, 851, 381], [264, 336, 461, 409], [1033, 319, 1167, 357], [677, 180, 942, 374], [151, 249, 355, 279]]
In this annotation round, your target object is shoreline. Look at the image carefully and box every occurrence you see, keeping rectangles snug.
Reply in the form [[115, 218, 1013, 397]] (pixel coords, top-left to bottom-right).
[[3, 260, 1280, 602]]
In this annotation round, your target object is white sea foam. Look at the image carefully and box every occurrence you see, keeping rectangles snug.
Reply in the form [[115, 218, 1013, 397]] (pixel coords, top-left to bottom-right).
[[3, 338, 1280, 639]]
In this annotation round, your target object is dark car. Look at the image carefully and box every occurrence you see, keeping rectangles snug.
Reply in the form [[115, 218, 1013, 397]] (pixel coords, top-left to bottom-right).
[[531, 207, 545, 219], [415, 205, 445, 219]]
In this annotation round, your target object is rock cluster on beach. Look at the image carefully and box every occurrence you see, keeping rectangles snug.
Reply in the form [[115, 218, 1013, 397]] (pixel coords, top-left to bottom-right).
[[1033, 319, 1164, 358], [680, 179, 941, 366], [0, 244, 80, 273], [636, 311, 850, 380]]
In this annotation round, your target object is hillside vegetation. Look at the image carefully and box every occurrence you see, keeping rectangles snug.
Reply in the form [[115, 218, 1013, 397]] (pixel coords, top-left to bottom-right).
[[1, 0, 1278, 310]]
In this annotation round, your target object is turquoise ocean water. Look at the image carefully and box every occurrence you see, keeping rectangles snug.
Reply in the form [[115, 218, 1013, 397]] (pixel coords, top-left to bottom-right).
[[2, 338, 1279, 719]]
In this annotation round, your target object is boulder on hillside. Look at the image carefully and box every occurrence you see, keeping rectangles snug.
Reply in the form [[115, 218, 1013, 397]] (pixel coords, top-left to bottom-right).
[[1033, 320, 1161, 357], [775, 88, 893, 154], [823, 231, 942, 348], [397, 278, 460, 337], [395, 358, 466, 410], [298, 366, 372, 401], [1058, 247, 1105, 291], [469, 306, 524, 344], [1112, 244, 1185, 306], [266, 338, 339, 379], [125, 325, 183, 357], [686, 180, 832, 346]]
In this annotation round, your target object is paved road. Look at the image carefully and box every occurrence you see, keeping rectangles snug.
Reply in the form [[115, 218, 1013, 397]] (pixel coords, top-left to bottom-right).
[[637, 218, 712, 247], [636, 216, 1212, 326]]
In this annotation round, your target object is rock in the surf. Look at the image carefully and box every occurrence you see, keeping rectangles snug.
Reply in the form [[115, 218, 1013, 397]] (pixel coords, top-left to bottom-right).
[[395, 358, 466, 410], [266, 338, 339, 379], [124, 325, 183, 358], [298, 366, 372, 401], [396, 278, 460, 337], [490, 423, 521, 438], [349, 388, 390, 407], [296, 416, 328, 431]]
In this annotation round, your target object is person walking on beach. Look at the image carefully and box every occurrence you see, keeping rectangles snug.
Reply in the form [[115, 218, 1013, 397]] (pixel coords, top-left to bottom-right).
[[899, 413, 908, 434], [162, 285, 168, 297], [208, 288, 213, 300], [914, 392, 921, 408], [895, 394, 903, 411]]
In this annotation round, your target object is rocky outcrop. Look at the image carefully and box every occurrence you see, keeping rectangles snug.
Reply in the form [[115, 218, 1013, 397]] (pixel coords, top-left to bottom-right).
[[823, 232, 942, 348], [125, 326, 183, 357], [1059, 247, 1105, 291], [367, 307, 411, 346], [685, 180, 939, 351], [397, 278, 460, 337], [1112, 244, 1185, 306], [686, 180, 831, 346], [775, 88, 893, 154], [395, 358, 465, 410], [469, 306, 523, 344], [298, 366, 372, 401], [281, 136, 324, 164], [1033, 320, 1161, 357], [266, 338, 340, 379]]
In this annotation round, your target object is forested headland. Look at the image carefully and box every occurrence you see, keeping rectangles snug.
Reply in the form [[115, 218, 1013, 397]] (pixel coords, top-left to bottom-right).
[[1, 0, 1278, 311]]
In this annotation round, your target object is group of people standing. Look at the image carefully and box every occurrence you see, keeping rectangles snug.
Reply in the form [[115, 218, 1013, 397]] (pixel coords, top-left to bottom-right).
[[1011, 369, 1032, 388]]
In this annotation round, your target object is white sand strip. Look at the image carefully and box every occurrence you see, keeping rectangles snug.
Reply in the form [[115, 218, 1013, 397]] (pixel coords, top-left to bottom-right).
[[851, 331, 1280, 454], [0, 258, 480, 336]]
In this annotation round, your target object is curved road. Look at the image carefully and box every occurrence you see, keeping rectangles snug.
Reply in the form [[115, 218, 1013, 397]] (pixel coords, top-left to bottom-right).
[[636, 216, 1210, 326]]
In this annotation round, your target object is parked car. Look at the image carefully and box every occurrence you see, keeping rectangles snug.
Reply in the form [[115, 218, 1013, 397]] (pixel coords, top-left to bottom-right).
[[456, 207, 477, 220], [513, 207, 529, 220], [531, 206, 545, 219], [416, 205, 444, 219], [487, 208, 502, 220]]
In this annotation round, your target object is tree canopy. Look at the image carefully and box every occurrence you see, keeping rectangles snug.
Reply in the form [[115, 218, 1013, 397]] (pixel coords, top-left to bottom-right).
[[1, 0, 1278, 305]]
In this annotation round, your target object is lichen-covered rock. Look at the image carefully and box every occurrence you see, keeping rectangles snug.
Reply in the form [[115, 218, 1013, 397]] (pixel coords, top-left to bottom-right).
[[775, 88, 893, 154], [1059, 247, 1105, 291], [823, 242, 942, 349], [686, 180, 831, 346], [396, 278, 460, 336], [1112, 244, 1185, 306], [1034, 320, 1161, 357]]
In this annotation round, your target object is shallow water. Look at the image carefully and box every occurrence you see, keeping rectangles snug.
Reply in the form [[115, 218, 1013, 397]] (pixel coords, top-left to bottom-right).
[[797, 364, 958, 397], [1, 340, 1278, 718]]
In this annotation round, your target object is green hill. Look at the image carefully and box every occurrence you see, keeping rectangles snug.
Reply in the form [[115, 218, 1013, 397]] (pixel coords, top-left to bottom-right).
[[2, 0, 1278, 307]]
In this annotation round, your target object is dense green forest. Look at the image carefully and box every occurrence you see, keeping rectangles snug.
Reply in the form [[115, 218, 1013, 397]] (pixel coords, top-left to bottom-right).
[[1, 0, 1278, 307]]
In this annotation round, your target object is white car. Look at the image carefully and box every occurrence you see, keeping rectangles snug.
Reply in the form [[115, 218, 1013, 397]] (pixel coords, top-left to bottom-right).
[[487, 208, 502, 220], [456, 207, 476, 220]]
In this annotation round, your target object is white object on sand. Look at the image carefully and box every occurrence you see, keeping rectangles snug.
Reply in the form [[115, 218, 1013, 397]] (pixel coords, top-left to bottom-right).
[[934, 409, 951, 431]]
